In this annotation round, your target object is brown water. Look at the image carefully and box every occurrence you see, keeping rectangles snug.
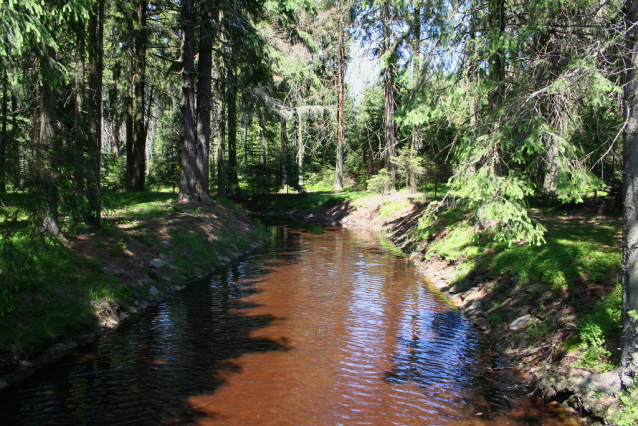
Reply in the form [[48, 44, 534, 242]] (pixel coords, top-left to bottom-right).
[[0, 222, 580, 425]]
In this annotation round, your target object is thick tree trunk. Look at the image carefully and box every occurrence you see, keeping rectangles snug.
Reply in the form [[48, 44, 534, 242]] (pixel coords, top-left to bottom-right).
[[621, 0, 638, 388], [86, 0, 103, 226], [131, 0, 147, 191], [37, 46, 65, 241], [382, 2, 396, 193], [195, 0, 214, 202], [178, 0, 198, 201]]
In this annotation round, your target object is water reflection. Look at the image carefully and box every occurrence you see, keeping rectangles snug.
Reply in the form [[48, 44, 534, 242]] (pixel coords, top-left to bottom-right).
[[0, 222, 580, 425]]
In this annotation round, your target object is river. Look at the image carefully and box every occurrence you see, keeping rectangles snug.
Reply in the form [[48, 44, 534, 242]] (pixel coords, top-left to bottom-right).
[[0, 221, 580, 425]]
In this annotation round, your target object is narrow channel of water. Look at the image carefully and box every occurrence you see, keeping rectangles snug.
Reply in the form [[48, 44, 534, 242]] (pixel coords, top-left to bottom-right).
[[0, 222, 580, 425]]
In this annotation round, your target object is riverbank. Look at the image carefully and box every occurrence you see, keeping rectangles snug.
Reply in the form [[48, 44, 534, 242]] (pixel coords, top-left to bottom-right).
[[246, 189, 632, 425], [0, 191, 267, 391]]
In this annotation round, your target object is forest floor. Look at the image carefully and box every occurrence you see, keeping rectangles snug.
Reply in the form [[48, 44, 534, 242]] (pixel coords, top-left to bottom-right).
[[246, 188, 634, 426], [0, 191, 267, 391]]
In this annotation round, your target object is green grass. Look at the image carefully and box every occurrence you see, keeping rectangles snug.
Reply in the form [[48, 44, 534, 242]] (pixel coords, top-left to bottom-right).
[[379, 199, 410, 219], [611, 386, 638, 426], [0, 188, 267, 359], [575, 283, 621, 371], [0, 236, 131, 357], [418, 203, 622, 372]]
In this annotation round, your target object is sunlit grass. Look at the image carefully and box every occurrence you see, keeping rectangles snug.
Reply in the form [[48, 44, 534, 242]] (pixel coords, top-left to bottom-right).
[[0, 188, 266, 359], [419, 202, 622, 372]]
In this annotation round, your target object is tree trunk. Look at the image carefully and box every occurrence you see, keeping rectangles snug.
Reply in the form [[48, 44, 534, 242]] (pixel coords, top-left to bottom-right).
[[258, 108, 266, 166], [12, 95, 19, 190], [297, 103, 304, 189], [125, 54, 134, 187], [195, 0, 214, 202], [333, 13, 345, 191], [217, 94, 227, 198], [36, 46, 65, 241], [227, 49, 238, 197], [74, 24, 85, 216], [281, 118, 288, 188], [543, 138, 559, 194], [131, 0, 147, 191], [409, 1, 421, 195], [621, 0, 638, 388], [488, 0, 505, 105], [382, 1, 396, 193], [243, 98, 251, 169], [86, 0, 103, 227], [179, 0, 198, 201], [216, 6, 227, 198], [0, 73, 7, 193]]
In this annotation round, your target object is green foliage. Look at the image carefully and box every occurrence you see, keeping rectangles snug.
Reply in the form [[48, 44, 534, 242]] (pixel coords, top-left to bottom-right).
[[425, 223, 482, 263], [149, 107, 182, 190], [576, 283, 621, 371], [0, 237, 131, 355], [611, 386, 638, 426], [367, 168, 392, 194], [378, 199, 410, 219], [306, 166, 336, 190], [526, 320, 553, 339], [245, 189, 367, 217], [390, 149, 429, 190], [103, 155, 128, 190], [216, 197, 246, 215], [0, 235, 35, 315], [482, 239, 620, 288], [488, 312, 502, 324]]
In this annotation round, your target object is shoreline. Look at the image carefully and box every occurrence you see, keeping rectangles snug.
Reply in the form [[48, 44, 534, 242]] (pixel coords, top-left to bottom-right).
[[276, 191, 622, 425], [0, 199, 268, 393]]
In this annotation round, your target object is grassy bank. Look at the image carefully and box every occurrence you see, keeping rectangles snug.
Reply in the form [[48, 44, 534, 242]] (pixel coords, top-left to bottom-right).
[[244, 186, 632, 424], [0, 189, 266, 368]]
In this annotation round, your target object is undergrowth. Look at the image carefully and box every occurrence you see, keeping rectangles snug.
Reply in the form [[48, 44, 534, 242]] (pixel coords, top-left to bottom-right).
[[610, 386, 638, 426], [575, 283, 621, 371], [0, 189, 266, 359], [0, 236, 131, 357], [418, 203, 622, 373]]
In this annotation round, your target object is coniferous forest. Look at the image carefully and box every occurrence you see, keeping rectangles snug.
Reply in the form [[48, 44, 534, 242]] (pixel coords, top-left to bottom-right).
[[3, 0, 638, 422]]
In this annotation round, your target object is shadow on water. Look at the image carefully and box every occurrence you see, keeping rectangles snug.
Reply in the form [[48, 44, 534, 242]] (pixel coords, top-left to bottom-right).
[[0, 242, 304, 426], [0, 221, 581, 426], [385, 310, 518, 416]]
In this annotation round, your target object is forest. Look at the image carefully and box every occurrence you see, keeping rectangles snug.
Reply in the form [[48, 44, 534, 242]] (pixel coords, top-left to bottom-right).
[[2, 0, 638, 413]]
